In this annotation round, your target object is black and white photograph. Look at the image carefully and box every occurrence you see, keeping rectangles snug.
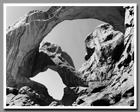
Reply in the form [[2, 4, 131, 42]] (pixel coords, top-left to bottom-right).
[[4, 3, 137, 109]]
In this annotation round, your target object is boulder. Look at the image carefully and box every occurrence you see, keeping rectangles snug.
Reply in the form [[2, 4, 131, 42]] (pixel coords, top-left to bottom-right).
[[6, 86, 53, 106]]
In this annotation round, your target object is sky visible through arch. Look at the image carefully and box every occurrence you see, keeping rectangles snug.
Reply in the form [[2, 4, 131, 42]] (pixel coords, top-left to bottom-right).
[[6, 6, 104, 100]]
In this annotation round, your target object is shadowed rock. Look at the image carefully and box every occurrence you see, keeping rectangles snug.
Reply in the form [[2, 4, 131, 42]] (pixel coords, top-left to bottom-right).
[[39, 41, 88, 87], [6, 86, 53, 106]]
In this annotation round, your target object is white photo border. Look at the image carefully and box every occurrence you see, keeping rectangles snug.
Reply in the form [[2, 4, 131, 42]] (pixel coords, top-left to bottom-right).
[[3, 3, 137, 109]]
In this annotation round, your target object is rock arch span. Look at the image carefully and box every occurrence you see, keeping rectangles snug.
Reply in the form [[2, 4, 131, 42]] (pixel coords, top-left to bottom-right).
[[6, 6, 125, 103]]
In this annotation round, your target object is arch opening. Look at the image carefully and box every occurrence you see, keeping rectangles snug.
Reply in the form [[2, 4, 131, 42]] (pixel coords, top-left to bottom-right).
[[30, 19, 105, 100], [30, 69, 66, 100], [41, 19, 105, 70]]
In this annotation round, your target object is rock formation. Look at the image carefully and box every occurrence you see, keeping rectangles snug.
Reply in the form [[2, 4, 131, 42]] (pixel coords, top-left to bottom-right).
[[6, 6, 135, 107], [71, 6, 135, 106], [39, 42, 87, 87], [80, 23, 124, 83]]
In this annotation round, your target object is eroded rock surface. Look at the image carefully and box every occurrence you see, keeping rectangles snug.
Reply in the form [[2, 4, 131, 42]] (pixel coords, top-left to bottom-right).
[[81, 23, 124, 83], [39, 42, 87, 87], [70, 6, 135, 107], [6, 6, 135, 107]]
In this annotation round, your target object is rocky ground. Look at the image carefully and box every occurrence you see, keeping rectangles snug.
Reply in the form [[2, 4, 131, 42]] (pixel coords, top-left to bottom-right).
[[6, 6, 135, 107]]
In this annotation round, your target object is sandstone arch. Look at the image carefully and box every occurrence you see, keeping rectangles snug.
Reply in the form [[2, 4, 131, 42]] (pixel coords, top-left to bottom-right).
[[6, 6, 125, 103]]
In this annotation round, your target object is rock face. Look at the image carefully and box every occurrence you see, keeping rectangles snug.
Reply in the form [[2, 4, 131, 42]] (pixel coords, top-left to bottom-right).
[[71, 6, 134, 106], [6, 6, 135, 107], [81, 23, 124, 83]]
